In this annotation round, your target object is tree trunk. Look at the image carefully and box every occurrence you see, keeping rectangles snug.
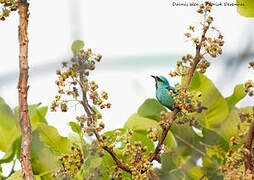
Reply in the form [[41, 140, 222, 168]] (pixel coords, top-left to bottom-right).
[[18, 1, 33, 179]]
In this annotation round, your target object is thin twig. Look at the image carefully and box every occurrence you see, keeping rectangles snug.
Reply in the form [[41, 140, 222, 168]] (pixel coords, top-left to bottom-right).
[[199, 173, 207, 180], [244, 121, 254, 172], [18, 1, 33, 180]]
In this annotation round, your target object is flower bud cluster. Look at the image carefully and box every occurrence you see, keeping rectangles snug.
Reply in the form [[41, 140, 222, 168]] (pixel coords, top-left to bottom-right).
[[105, 130, 151, 179], [110, 166, 123, 179], [52, 146, 83, 178], [175, 113, 199, 126], [0, 0, 18, 21], [158, 111, 173, 130], [223, 145, 250, 179], [171, 84, 203, 114], [128, 141, 152, 180], [51, 48, 108, 113], [88, 81, 111, 110], [170, 1, 223, 77], [249, 61, 254, 69], [244, 80, 254, 96], [197, 1, 212, 14], [239, 110, 254, 124], [147, 127, 159, 141]]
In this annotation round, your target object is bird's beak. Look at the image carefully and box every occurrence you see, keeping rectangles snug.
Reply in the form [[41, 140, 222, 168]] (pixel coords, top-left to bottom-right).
[[151, 75, 157, 81]]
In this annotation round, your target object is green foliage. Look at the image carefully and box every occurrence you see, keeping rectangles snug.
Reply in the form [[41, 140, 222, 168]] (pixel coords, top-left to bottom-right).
[[0, 136, 21, 164], [237, 0, 254, 17], [225, 84, 246, 111], [28, 103, 48, 125], [121, 71, 247, 179], [137, 98, 167, 121], [6, 170, 42, 180], [0, 69, 250, 180], [124, 113, 160, 130], [182, 71, 229, 129], [6, 170, 22, 180], [0, 98, 72, 179], [0, 97, 18, 152], [69, 121, 82, 135], [30, 130, 59, 180], [71, 40, 85, 55], [36, 123, 71, 155]]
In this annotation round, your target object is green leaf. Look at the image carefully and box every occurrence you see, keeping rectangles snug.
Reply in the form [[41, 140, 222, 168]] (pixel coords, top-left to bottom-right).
[[159, 168, 185, 180], [237, 0, 254, 17], [202, 156, 223, 180], [36, 123, 71, 155], [164, 130, 177, 149], [6, 170, 22, 180], [239, 106, 254, 113], [161, 153, 178, 173], [212, 108, 242, 142], [225, 84, 246, 111], [137, 98, 167, 121], [69, 121, 82, 135], [201, 128, 228, 150], [71, 40, 85, 55], [0, 136, 21, 164], [187, 166, 204, 180], [182, 72, 229, 129], [30, 130, 59, 180], [170, 123, 204, 158], [6, 170, 42, 180], [0, 97, 17, 152], [30, 105, 48, 124], [34, 176, 42, 180], [89, 157, 102, 168], [124, 113, 159, 131]]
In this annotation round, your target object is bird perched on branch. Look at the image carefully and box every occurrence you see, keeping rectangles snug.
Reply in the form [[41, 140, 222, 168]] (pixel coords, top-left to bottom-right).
[[151, 75, 207, 112], [151, 75, 177, 111]]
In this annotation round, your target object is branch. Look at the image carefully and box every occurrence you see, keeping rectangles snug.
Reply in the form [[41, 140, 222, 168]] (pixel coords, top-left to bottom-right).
[[244, 121, 254, 172], [93, 131, 132, 173], [149, 109, 179, 161], [77, 62, 131, 174], [18, 2, 33, 180], [184, 24, 209, 91], [149, 18, 210, 163], [199, 173, 207, 180]]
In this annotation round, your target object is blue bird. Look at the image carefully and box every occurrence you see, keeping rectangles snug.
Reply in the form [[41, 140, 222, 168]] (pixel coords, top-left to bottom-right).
[[151, 75, 207, 112], [151, 75, 177, 111]]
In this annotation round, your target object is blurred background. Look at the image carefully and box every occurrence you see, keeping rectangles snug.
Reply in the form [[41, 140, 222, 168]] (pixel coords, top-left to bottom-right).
[[0, 0, 253, 175]]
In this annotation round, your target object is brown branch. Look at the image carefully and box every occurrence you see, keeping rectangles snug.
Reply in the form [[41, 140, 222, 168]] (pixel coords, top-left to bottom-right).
[[199, 173, 207, 180], [18, 2, 33, 180], [149, 17, 210, 163], [77, 62, 131, 174], [77, 6, 211, 176], [93, 130, 131, 173], [244, 122, 254, 172], [184, 24, 209, 91], [149, 109, 179, 161]]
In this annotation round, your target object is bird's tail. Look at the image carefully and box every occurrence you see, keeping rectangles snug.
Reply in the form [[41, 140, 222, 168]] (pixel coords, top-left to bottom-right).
[[196, 106, 208, 113]]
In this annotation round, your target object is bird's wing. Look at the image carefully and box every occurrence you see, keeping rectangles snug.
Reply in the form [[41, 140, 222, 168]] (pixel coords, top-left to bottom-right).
[[166, 86, 178, 94]]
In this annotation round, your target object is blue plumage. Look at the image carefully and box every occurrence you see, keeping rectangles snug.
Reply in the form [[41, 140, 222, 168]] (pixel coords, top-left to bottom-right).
[[151, 75, 176, 110], [151, 75, 206, 112]]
